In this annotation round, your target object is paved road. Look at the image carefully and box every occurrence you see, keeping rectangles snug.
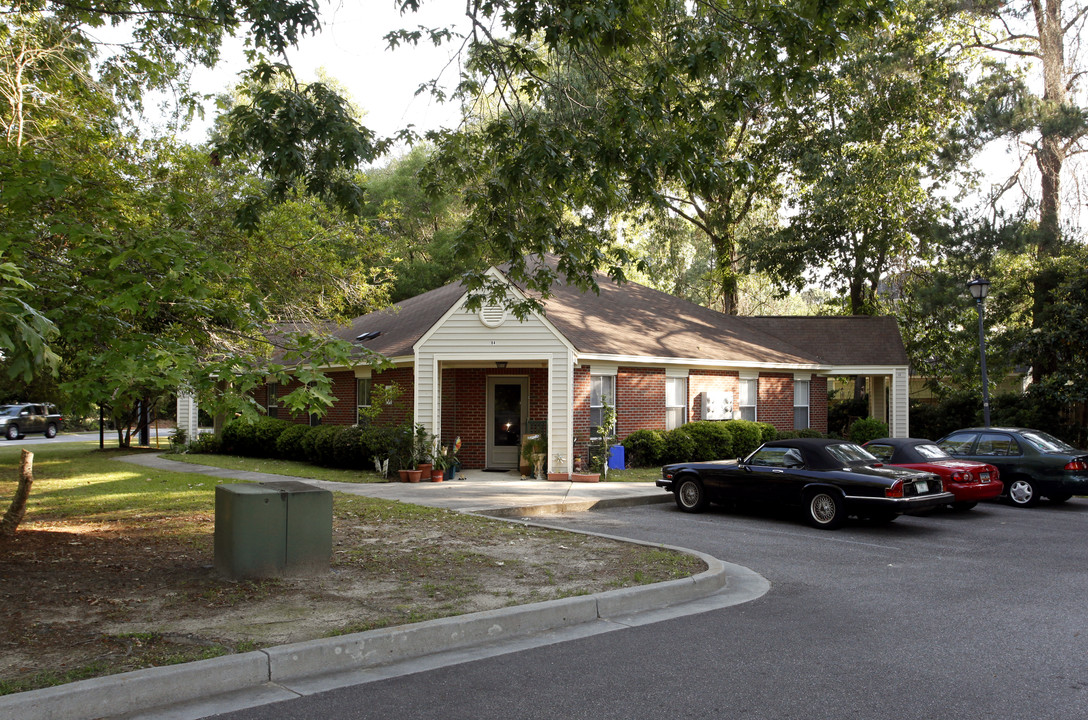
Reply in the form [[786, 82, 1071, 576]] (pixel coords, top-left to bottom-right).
[[208, 497, 1088, 720]]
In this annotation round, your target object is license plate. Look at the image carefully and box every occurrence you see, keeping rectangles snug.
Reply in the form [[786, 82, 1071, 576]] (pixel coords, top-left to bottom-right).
[[915, 480, 929, 494], [980, 472, 990, 482]]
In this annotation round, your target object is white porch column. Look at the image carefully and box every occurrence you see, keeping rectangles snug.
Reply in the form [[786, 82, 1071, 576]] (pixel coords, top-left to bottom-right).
[[890, 368, 909, 438], [869, 375, 887, 425], [176, 390, 198, 443]]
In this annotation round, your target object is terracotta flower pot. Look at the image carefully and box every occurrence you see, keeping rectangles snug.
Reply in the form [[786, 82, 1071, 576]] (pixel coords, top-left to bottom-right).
[[416, 463, 433, 476], [431, 469, 445, 482], [398, 469, 411, 482], [571, 473, 600, 483], [547, 473, 569, 482], [406, 470, 423, 483]]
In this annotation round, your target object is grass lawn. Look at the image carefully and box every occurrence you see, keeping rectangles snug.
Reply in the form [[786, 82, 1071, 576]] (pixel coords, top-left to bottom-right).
[[0, 441, 703, 695]]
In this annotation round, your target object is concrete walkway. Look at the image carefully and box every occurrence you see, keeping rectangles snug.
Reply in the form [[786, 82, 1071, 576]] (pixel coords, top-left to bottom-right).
[[116, 453, 672, 514], [1, 454, 769, 720]]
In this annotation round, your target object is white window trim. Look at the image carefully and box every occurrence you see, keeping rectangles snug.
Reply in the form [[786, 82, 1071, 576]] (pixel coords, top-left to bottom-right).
[[794, 378, 811, 430], [738, 377, 757, 422], [665, 376, 687, 430], [590, 374, 616, 439], [356, 378, 372, 425]]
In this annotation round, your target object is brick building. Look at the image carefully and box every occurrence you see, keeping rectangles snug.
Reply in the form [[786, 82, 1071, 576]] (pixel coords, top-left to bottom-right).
[[246, 259, 911, 477]]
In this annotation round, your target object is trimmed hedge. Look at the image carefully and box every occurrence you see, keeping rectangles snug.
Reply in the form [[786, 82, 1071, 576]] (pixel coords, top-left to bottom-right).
[[622, 429, 666, 467], [722, 419, 764, 458], [661, 427, 695, 463], [220, 417, 294, 457], [848, 417, 889, 444], [682, 421, 734, 461]]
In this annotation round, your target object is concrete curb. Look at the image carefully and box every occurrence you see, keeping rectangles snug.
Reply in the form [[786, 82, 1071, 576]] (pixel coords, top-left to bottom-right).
[[2, 550, 728, 720]]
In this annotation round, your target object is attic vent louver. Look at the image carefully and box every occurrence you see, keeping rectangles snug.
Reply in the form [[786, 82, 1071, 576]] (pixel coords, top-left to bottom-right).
[[479, 305, 506, 328], [356, 331, 382, 342]]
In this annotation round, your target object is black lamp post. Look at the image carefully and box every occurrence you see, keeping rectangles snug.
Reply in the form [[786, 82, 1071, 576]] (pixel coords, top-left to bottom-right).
[[967, 277, 991, 427]]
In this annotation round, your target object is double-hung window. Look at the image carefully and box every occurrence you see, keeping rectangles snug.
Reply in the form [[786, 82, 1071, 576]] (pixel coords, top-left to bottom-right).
[[590, 375, 616, 438], [794, 379, 810, 430], [738, 378, 757, 421], [266, 383, 279, 419], [665, 377, 687, 430], [356, 378, 372, 425]]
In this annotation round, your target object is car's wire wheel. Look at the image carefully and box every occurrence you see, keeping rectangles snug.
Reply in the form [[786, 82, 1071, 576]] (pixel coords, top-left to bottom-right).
[[675, 477, 708, 513], [806, 491, 844, 529]]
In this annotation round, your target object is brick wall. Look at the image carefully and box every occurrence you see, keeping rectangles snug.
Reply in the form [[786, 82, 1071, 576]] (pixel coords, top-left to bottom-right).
[[689, 370, 740, 421], [616, 367, 666, 438], [259, 366, 415, 427], [758, 373, 794, 431], [441, 368, 547, 469], [810, 375, 828, 433], [572, 366, 591, 462]]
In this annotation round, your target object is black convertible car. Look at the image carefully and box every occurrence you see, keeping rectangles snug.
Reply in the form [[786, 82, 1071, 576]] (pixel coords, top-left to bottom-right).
[[657, 438, 954, 529]]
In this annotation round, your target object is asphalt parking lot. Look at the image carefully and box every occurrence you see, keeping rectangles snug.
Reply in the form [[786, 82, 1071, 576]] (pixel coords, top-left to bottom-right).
[[213, 496, 1088, 720]]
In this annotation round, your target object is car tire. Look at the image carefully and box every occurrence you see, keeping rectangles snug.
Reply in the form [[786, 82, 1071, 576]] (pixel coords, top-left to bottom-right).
[[44, 423, 57, 439], [806, 490, 845, 530], [1047, 491, 1073, 504], [5, 424, 18, 441], [950, 501, 977, 512], [674, 477, 709, 513], [1006, 477, 1039, 508]]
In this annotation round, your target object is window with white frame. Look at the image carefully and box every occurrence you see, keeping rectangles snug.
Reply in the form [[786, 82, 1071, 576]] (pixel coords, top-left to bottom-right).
[[590, 375, 616, 437], [356, 378, 372, 425], [794, 379, 810, 429], [738, 378, 757, 421], [266, 383, 279, 419], [665, 377, 687, 430]]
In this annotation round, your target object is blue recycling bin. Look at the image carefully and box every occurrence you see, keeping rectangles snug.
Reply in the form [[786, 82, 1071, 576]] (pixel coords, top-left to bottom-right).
[[608, 445, 625, 470]]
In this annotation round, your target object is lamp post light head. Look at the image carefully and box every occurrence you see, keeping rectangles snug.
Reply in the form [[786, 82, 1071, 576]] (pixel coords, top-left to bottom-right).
[[967, 277, 991, 302]]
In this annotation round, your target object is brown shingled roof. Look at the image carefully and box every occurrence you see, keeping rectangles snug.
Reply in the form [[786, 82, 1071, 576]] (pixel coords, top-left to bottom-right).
[[330, 260, 907, 369]]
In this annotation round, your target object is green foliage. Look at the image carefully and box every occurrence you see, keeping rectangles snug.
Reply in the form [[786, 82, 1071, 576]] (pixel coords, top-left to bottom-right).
[[220, 417, 294, 457], [306, 425, 342, 467], [798, 428, 824, 439], [660, 427, 695, 464], [756, 423, 778, 444], [848, 417, 890, 444], [187, 433, 222, 455], [275, 424, 312, 459], [828, 397, 870, 437], [681, 422, 734, 462], [775, 430, 800, 440], [622, 429, 666, 468], [722, 420, 764, 458]]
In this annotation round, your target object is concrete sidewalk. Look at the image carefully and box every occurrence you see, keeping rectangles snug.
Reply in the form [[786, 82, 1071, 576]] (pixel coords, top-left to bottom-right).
[[0, 454, 768, 720], [116, 452, 673, 514]]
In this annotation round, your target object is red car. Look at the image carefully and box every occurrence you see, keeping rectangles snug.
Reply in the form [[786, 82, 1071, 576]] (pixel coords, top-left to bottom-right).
[[863, 437, 1002, 512]]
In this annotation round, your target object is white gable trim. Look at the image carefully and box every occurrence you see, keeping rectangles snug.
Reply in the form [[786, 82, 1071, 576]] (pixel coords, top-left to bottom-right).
[[412, 267, 577, 357]]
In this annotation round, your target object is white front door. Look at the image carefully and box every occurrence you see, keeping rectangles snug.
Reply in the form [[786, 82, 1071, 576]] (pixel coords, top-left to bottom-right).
[[486, 377, 528, 470]]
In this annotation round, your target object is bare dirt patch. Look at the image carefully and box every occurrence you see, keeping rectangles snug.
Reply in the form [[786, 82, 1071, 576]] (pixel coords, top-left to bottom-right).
[[0, 495, 704, 694]]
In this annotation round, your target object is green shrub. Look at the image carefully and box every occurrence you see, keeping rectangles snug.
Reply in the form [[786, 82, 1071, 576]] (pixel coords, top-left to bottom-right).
[[275, 424, 311, 460], [828, 396, 869, 437], [187, 433, 222, 454], [682, 421, 733, 461], [775, 430, 799, 440], [307, 425, 342, 466], [722, 419, 763, 458], [798, 427, 824, 438], [756, 422, 777, 444], [848, 417, 889, 444], [221, 417, 293, 457], [661, 427, 695, 464], [623, 429, 666, 467], [330, 425, 365, 468]]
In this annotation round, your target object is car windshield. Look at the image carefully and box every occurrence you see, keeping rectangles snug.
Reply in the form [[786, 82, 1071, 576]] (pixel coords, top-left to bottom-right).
[[0, 406, 20, 417], [1019, 431, 1076, 453], [825, 443, 878, 466], [915, 443, 951, 460]]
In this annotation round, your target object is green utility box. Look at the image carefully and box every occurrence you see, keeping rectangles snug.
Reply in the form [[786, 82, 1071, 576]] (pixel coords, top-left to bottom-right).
[[214, 481, 333, 579]]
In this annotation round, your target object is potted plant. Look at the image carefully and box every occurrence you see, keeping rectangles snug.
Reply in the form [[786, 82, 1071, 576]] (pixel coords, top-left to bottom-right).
[[521, 433, 548, 480], [431, 452, 448, 481], [442, 437, 462, 480]]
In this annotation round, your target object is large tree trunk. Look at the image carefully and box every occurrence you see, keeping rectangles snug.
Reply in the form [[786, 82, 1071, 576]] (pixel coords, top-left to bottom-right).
[[1030, 0, 1067, 381], [0, 450, 34, 537]]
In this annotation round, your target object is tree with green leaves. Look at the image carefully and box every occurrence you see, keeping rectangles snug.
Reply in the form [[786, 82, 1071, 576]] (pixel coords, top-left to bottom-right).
[[404, 0, 890, 318], [753, 0, 979, 316], [964, 0, 1088, 381]]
